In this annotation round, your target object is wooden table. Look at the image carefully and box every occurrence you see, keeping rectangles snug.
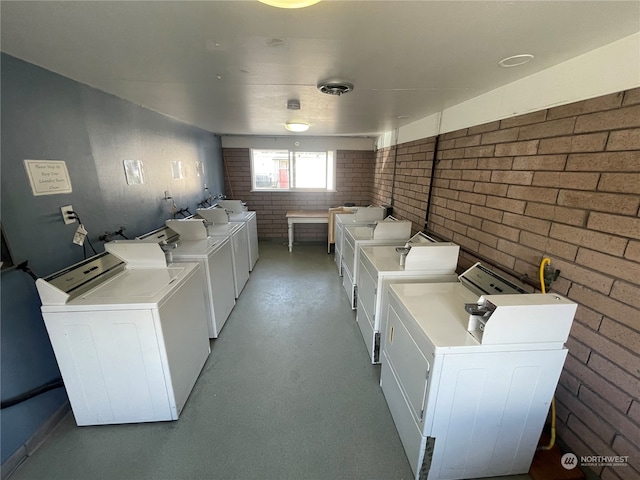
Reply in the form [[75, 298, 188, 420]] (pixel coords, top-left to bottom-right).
[[285, 210, 329, 252]]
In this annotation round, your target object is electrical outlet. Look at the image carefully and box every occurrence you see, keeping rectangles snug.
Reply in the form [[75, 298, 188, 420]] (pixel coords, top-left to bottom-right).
[[61, 205, 76, 225]]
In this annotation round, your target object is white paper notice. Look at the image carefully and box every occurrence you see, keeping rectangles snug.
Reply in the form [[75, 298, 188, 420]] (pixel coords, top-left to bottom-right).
[[24, 160, 72, 196]]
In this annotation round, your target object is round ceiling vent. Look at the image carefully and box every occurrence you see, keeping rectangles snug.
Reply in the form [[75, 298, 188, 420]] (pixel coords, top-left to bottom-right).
[[317, 81, 354, 96]]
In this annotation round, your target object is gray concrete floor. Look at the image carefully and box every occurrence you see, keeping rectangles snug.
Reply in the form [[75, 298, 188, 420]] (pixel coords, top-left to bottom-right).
[[9, 241, 532, 480]]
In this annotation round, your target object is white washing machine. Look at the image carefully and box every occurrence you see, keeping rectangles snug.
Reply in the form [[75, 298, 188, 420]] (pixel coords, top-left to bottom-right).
[[166, 218, 249, 299], [228, 211, 258, 271], [207, 223, 249, 298], [342, 219, 412, 309], [334, 207, 386, 276], [198, 203, 259, 271], [35, 242, 210, 426], [380, 263, 577, 480], [356, 233, 460, 363], [137, 226, 236, 338]]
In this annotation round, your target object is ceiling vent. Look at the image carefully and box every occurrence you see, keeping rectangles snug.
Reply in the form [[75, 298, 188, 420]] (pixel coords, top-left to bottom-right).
[[317, 81, 354, 96]]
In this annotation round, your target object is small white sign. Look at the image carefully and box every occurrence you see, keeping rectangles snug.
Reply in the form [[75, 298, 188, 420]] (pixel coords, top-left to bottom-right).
[[195, 161, 204, 177], [123, 159, 145, 185], [171, 161, 184, 180], [24, 160, 72, 196]]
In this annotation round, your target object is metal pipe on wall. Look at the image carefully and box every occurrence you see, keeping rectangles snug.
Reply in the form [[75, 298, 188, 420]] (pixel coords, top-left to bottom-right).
[[423, 134, 440, 232], [388, 128, 399, 206]]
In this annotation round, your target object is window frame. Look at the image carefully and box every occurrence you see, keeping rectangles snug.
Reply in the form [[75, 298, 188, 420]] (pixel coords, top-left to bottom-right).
[[249, 148, 336, 192]]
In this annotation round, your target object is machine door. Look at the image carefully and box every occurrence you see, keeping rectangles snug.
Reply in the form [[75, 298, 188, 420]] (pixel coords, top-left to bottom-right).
[[207, 241, 236, 335], [247, 215, 259, 270], [335, 221, 343, 255], [342, 232, 356, 279], [232, 225, 250, 295], [357, 256, 378, 330], [385, 301, 431, 427]]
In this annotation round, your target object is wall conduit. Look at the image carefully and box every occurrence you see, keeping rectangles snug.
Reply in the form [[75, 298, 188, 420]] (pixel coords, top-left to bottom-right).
[[423, 134, 440, 231], [388, 128, 400, 206]]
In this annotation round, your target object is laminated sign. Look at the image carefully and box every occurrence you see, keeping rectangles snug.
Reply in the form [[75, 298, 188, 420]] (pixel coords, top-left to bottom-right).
[[24, 159, 72, 196]]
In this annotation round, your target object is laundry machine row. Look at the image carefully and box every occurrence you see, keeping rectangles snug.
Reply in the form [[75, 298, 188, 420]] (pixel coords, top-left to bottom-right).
[[35, 205, 259, 426]]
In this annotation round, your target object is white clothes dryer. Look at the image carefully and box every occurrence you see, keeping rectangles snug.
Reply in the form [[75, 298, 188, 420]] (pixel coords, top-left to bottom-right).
[[356, 233, 460, 363], [333, 207, 386, 276], [342, 218, 412, 309], [380, 263, 577, 480]]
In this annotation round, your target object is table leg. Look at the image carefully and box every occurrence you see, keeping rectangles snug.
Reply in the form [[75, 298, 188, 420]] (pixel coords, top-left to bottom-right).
[[288, 221, 293, 252]]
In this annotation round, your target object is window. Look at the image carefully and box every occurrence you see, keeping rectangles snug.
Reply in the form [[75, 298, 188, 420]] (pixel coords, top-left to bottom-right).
[[250, 149, 335, 191]]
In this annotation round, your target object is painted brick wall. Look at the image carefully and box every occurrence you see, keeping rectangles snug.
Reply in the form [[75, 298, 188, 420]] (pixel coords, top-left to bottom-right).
[[223, 148, 375, 241], [376, 88, 639, 480]]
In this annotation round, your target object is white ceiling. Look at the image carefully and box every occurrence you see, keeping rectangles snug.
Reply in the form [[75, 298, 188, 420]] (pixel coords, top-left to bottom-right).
[[2, 1, 639, 137]]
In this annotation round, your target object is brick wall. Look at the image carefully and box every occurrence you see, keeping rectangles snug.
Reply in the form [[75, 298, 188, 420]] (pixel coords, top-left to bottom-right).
[[223, 148, 375, 241], [374, 88, 639, 479], [371, 137, 436, 234]]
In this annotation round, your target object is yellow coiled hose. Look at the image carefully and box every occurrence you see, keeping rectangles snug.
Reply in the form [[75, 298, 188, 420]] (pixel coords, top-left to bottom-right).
[[539, 257, 556, 451]]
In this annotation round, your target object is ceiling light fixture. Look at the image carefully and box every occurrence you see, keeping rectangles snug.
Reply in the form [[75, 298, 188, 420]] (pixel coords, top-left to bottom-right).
[[498, 54, 535, 68], [285, 122, 309, 132], [258, 0, 321, 8]]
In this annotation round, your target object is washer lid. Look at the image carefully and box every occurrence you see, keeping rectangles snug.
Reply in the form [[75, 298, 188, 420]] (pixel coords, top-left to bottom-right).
[[172, 237, 227, 258], [227, 211, 255, 222], [83, 267, 187, 300], [361, 244, 458, 273], [207, 222, 244, 236], [346, 225, 375, 240]]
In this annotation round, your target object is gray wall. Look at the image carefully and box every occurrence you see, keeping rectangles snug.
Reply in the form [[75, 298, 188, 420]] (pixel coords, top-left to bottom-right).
[[0, 53, 225, 465]]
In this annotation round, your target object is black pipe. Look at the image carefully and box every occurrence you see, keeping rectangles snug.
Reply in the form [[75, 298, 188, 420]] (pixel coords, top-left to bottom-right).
[[424, 229, 542, 291], [16, 260, 38, 281], [389, 130, 399, 207], [1, 263, 66, 409], [424, 135, 440, 231], [1, 378, 64, 409]]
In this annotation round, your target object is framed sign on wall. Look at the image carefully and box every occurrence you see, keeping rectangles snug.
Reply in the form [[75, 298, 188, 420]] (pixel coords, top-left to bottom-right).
[[23, 159, 72, 196]]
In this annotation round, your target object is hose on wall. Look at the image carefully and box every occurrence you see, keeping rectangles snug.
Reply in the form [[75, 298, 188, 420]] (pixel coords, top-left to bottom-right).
[[0, 262, 66, 410], [538, 257, 556, 451], [1, 378, 64, 410]]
